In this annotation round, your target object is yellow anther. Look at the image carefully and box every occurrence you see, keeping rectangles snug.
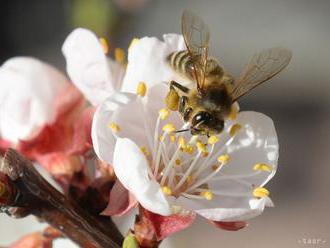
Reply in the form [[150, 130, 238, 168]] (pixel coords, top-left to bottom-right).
[[178, 137, 187, 149], [229, 104, 239, 120], [162, 123, 176, 133], [175, 159, 181, 166], [159, 108, 170, 120], [217, 154, 230, 164], [170, 135, 176, 143], [114, 48, 125, 63], [128, 38, 140, 52], [159, 135, 164, 142], [109, 122, 120, 133], [208, 135, 219, 145], [140, 146, 149, 156], [229, 123, 242, 137], [184, 145, 194, 154], [253, 163, 273, 172], [99, 37, 109, 54], [162, 186, 172, 196], [186, 175, 193, 184], [136, 82, 147, 97], [202, 151, 209, 157], [212, 164, 220, 171], [253, 187, 270, 198], [196, 141, 207, 153], [200, 190, 214, 200]]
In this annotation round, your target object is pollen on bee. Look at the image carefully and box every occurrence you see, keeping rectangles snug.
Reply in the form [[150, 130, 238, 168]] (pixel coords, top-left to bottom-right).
[[99, 37, 109, 54], [253, 163, 273, 172], [162, 186, 172, 196], [136, 82, 147, 97], [108, 122, 120, 133], [200, 190, 214, 200], [253, 187, 270, 198], [229, 123, 242, 137], [217, 154, 230, 164], [159, 108, 170, 120], [162, 123, 176, 133], [114, 48, 125, 63], [208, 135, 219, 145]]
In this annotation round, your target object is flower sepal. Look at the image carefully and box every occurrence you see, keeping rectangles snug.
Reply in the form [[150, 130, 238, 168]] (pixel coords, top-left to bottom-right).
[[211, 220, 248, 231], [133, 206, 196, 247]]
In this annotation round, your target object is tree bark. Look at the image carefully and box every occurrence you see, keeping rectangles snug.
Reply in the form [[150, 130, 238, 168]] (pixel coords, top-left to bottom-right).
[[0, 149, 123, 248]]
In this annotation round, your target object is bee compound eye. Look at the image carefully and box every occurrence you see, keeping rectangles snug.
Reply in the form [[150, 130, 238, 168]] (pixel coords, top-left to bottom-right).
[[192, 111, 212, 126]]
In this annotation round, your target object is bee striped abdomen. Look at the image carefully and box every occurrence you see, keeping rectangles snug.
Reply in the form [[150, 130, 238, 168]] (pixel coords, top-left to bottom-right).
[[168, 51, 224, 81], [167, 50, 192, 76]]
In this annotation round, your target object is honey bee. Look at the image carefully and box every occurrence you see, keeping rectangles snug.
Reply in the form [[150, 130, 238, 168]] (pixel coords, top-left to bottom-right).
[[165, 10, 292, 136]]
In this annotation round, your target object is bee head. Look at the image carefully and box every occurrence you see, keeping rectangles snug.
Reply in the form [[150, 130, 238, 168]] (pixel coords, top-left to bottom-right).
[[191, 111, 224, 135]]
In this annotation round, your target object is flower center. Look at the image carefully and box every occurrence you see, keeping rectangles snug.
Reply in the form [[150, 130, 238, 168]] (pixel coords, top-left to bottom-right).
[[140, 107, 235, 201]]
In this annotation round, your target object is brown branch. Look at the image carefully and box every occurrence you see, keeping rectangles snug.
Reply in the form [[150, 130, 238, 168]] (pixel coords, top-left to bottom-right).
[[0, 149, 123, 248]]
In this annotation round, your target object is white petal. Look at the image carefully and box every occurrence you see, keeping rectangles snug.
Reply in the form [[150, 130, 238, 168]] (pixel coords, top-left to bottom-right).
[[113, 138, 171, 216], [111, 83, 183, 150], [121, 33, 186, 93], [62, 28, 125, 106], [92, 92, 136, 164], [111, 96, 150, 148], [174, 111, 278, 221], [214, 111, 279, 188], [0, 57, 68, 144], [175, 195, 273, 221]]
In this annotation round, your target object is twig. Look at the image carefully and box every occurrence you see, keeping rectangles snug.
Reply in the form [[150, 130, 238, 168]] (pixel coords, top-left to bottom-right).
[[0, 149, 123, 248]]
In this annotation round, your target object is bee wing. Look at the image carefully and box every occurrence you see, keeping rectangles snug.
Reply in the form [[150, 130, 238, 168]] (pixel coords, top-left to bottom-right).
[[231, 47, 292, 101], [182, 10, 210, 92]]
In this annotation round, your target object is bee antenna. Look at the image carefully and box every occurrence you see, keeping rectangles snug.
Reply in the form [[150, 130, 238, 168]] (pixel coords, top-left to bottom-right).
[[174, 128, 190, 133]]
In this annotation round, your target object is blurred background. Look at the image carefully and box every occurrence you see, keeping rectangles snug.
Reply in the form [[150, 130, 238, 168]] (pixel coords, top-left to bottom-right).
[[0, 0, 329, 247]]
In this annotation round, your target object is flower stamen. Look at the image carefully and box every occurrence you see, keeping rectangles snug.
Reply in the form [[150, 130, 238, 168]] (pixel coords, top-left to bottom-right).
[[253, 187, 270, 198], [162, 186, 173, 196], [229, 123, 242, 137], [114, 48, 125, 64], [109, 122, 120, 133], [136, 82, 147, 97], [159, 108, 170, 120], [99, 37, 109, 54], [200, 190, 214, 200], [253, 163, 273, 172]]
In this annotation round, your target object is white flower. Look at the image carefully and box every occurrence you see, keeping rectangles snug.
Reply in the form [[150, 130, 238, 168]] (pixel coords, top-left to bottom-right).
[[88, 31, 279, 222], [0, 57, 69, 144], [95, 86, 277, 220], [62, 28, 125, 106]]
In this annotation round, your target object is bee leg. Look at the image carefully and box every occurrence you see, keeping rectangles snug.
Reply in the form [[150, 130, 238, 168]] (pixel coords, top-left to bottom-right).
[[191, 128, 202, 136], [165, 81, 190, 111], [169, 80, 190, 94], [179, 96, 188, 114]]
